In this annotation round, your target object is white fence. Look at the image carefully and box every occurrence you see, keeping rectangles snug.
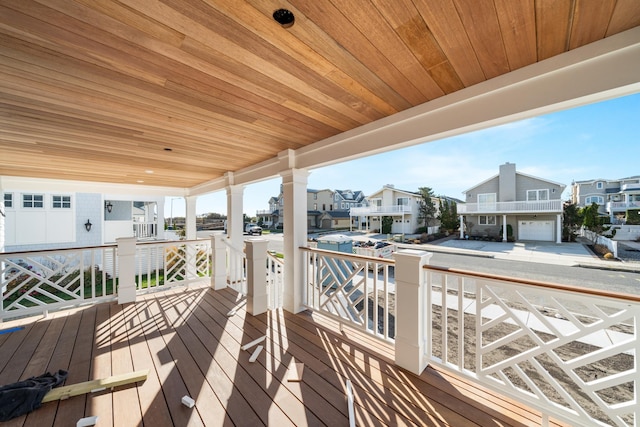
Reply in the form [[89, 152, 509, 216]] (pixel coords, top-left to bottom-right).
[[302, 247, 395, 341], [581, 228, 618, 258], [423, 265, 639, 427], [1, 239, 212, 320], [1, 245, 117, 320], [299, 245, 640, 427]]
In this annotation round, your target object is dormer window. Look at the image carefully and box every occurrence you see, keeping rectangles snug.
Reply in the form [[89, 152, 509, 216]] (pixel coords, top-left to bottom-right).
[[596, 182, 603, 189]]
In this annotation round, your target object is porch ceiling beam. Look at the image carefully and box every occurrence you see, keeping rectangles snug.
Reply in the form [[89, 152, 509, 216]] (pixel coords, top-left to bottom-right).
[[190, 26, 639, 196]]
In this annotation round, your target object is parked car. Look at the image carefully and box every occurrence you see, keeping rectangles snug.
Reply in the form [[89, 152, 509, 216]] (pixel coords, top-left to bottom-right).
[[245, 223, 263, 235]]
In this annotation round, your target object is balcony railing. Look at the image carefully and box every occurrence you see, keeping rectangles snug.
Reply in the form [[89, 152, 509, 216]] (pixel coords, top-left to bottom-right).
[[606, 201, 640, 211], [133, 221, 157, 238], [621, 183, 640, 191], [302, 247, 395, 341], [300, 246, 640, 427], [350, 205, 412, 215], [458, 199, 562, 214], [1, 239, 212, 320]]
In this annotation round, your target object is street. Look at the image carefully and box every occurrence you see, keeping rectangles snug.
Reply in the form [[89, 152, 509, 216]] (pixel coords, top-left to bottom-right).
[[202, 232, 640, 296], [260, 232, 640, 296]]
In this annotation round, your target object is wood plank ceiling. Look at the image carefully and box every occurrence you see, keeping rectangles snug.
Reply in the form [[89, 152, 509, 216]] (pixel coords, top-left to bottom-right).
[[1, 0, 639, 188]]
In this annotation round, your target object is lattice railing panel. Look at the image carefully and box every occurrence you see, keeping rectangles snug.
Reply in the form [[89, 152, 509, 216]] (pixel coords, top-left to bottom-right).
[[1, 247, 115, 318], [425, 268, 638, 427], [304, 248, 395, 340]]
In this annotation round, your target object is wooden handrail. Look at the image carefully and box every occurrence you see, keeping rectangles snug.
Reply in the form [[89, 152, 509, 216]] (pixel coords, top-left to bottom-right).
[[425, 264, 640, 303]]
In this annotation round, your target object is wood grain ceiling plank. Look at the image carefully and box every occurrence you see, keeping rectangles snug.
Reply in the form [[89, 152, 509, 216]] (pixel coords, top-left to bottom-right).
[[0, 64, 303, 153], [330, 0, 444, 100], [607, 0, 640, 35], [0, 38, 320, 148], [0, 1, 320, 144], [373, 0, 464, 94], [246, 0, 414, 113], [198, 0, 397, 120], [67, 0, 186, 48], [535, 0, 573, 60], [289, 0, 427, 106], [122, 0, 376, 127], [176, 37, 355, 134], [453, 0, 510, 80], [412, 0, 486, 87], [569, 0, 616, 49], [493, 0, 537, 71]]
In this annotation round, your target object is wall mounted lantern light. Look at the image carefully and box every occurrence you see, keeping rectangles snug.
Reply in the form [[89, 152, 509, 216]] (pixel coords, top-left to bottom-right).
[[105, 201, 113, 213], [85, 219, 93, 232]]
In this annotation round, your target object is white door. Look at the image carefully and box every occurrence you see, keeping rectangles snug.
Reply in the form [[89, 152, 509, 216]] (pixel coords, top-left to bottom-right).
[[519, 220, 554, 241]]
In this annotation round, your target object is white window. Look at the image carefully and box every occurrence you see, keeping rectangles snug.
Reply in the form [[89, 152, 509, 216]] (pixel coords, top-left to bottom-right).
[[585, 196, 604, 205], [52, 195, 71, 209], [527, 189, 549, 201], [23, 194, 44, 208], [3, 193, 12, 208], [341, 203, 345, 209], [596, 182, 603, 189], [313, 203, 317, 210], [397, 197, 409, 206], [478, 193, 496, 209], [479, 215, 496, 225]]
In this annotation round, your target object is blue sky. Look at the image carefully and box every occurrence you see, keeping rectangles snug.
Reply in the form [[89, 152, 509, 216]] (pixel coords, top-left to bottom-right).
[[167, 92, 639, 218]]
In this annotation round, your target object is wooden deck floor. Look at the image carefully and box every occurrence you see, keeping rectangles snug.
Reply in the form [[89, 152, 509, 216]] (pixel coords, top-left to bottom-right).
[[0, 285, 568, 426]]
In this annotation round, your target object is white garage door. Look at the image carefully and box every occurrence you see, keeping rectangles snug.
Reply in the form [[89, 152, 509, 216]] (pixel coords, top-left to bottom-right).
[[519, 220, 554, 241]]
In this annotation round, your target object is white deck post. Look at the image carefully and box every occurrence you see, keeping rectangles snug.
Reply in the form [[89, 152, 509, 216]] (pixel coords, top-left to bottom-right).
[[245, 238, 269, 315], [281, 166, 308, 314], [393, 249, 433, 375], [502, 214, 507, 242], [185, 195, 197, 240], [556, 213, 562, 244], [459, 215, 464, 239], [226, 175, 244, 283], [211, 232, 227, 290], [116, 237, 137, 304]]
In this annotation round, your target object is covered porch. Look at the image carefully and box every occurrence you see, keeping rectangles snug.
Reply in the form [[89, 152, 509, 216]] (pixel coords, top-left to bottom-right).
[[0, 284, 568, 427]]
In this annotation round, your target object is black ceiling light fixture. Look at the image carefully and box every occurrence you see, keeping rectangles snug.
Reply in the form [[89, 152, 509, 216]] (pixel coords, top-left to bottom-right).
[[273, 8, 295, 28]]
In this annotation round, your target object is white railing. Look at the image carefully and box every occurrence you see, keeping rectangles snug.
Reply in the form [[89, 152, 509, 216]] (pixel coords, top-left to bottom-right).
[[458, 199, 562, 213], [621, 183, 640, 191], [607, 201, 640, 211], [302, 247, 395, 341], [423, 265, 639, 427], [350, 205, 412, 216], [134, 240, 211, 293], [220, 238, 247, 295], [1, 246, 118, 320], [266, 251, 284, 309], [133, 222, 157, 238], [1, 239, 213, 320]]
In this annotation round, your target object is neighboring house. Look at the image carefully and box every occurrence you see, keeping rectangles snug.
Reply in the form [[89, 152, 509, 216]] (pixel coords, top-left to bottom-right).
[[571, 176, 640, 223], [258, 187, 366, 230], [2, 189, 165, 252], [459, 162, 565, 243], [350, 184, 446, 234]]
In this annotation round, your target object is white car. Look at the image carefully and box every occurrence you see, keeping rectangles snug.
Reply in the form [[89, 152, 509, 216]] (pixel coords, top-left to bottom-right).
[[245, 223, 263, 235]]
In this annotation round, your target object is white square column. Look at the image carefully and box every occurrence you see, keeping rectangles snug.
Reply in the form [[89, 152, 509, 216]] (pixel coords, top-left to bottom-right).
[[116, 237, 138, 304], [281, 168, 309, 314], [185, 195, 197, 241], [393, 249, 433, 375], [245, 238, 269, 315], [225, 178, 245, 252]]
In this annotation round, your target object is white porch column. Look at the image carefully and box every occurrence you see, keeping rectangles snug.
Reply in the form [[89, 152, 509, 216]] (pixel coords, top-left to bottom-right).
[[226, 179, 244, 251], [245, 238, 269, 316], [459, 215, 464, 239], [211, 232, 228, 290], [394, 249, 433, 375], [156, 198, 166, 240], [502, 215, 507, 242], [185, 195, 197, 240], [116, 237, 137, 304], [556, 213, 562, 244], [281, 168, 309, 314]]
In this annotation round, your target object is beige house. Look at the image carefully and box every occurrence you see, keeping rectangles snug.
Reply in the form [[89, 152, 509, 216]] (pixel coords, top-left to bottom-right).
[[459, 163, 565, 243]]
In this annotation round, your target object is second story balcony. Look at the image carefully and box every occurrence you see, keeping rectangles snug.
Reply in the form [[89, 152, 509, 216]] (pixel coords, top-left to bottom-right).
[[458, 199, 562, 214], [350, 205, 412, 216], [607, 200, 640, 212]]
